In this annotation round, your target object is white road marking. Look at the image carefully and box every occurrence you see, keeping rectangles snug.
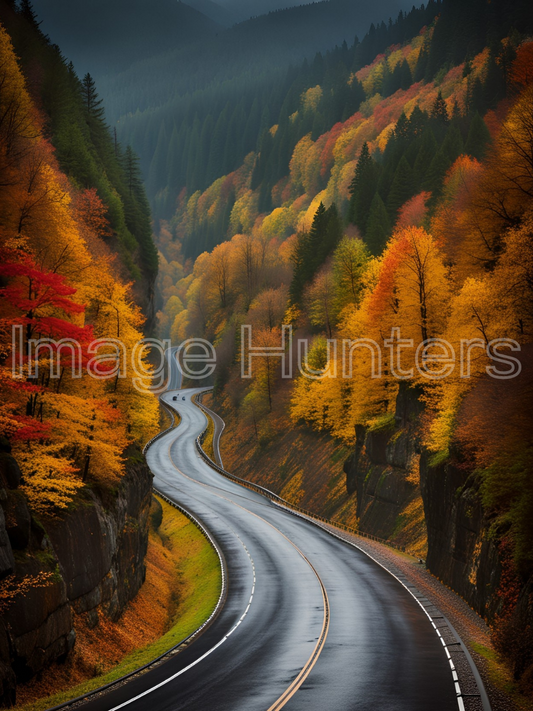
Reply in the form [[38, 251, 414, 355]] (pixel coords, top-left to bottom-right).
[[107, 533, 256, 711]]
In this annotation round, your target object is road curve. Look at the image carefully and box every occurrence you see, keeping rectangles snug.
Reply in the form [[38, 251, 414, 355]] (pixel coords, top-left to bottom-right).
[[80, 352, 459, 711]]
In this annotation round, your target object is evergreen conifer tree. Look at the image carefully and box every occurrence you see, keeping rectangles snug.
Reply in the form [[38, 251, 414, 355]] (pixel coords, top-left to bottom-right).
[[377, 163, 395, 206], [289, 203, 342, 304], [345, 78, 366, 117], [251, 129, 273, 191], [465, 112, 491, 160], [431, 90, 449, 124], [394, 112, 411, 144], [386, 156, 415, 220], [407, 105, 428, 138], [19, 0, 41, 29], [414, 128, 438, 188], [382, 61, 398, 96], [322, 204, 342, 261], [466, 76, 486, 115], [414, 42, 429, 82], [307, 202, 329, 265], [423, 148, 449, 206], [123, 146, 144, 198], [450, 100, 461, 122], [400, 59, 412, 89], [441, 124, 463, 165], [82, 74, 105, 121], [365, 193, 391, 255], [483, 46, 507, 109], [348, 143, 378, 232]]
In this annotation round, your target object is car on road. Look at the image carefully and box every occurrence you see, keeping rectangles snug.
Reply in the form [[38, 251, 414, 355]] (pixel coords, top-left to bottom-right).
[[173, 396, 178, 401]]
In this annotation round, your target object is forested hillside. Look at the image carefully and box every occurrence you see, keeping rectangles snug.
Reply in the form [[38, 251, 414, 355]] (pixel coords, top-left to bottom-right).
[[1, 2, 159, 321], [0, 2, 163, 701], [142, 2, 441, 231], [156, 0, 533, 690], [0, 0, 159, 514], [98, 0, 409, 217], [216, 0, 327, 23], [147, 0, 532, 252], [184, 0, 237, 27]]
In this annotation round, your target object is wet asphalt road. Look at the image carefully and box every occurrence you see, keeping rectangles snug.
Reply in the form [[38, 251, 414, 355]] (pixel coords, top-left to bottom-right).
[[80, 351, 458, 711]]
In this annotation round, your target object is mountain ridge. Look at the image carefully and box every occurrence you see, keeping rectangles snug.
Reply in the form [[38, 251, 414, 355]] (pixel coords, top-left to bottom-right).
[[183, 0, 237, 26], [31, 0, 223, 77]]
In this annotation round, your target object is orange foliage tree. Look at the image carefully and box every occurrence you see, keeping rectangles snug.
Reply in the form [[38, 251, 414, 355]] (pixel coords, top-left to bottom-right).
[[0, 26, 158, 515]]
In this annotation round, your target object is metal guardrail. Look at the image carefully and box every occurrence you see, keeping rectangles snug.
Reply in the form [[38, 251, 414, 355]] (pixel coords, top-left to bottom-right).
[[142, 401, 176, 454], [192, 393, 420, 560], [191, 396, 491, 711], [153, 487, 228, 624]]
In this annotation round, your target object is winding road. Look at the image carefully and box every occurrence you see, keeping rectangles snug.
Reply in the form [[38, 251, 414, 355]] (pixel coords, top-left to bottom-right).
[[83, 350, 460, 711]]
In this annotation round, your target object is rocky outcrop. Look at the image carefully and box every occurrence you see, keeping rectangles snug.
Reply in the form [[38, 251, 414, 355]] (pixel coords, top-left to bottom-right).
[[0, 441, 152, 706], [46, 461, 151, 625], [344, 383, 503, 620], [0, 505, 15, 580], [419, 451, 501, 618], [343, 383, 426, 547]]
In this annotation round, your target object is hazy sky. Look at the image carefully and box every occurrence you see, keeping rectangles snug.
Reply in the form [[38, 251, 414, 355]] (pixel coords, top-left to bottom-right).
[[31, 0, 411, 82]]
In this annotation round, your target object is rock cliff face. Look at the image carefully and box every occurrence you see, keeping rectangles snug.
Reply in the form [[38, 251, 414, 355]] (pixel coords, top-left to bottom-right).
[[344, 383, 502, 620], [0, 444, 152, 706], [343, 383, 426, 551], [419, 451, 501, 618]]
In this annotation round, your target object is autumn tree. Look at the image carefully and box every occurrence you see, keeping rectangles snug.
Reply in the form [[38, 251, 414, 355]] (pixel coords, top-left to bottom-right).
[[394, 226, 450, 345], [245, 327, 283, 412], [306, 266, 336, 338], [332, 236, 370, 314], [454, 85, 533, 276], [510, 41, 533, 90], [248, 286, 288, 332], [233, 233, 261, 308], [0, 28, 38, 190], [209, 241, 233, 309], [75, 188, 113, 239]]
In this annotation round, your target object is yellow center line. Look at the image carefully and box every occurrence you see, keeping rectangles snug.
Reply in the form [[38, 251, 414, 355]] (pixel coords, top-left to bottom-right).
[[159, 403, 330, 710]]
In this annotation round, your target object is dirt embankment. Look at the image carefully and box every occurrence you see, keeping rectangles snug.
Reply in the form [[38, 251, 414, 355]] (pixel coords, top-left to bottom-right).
[[207, 383, 358, 529]]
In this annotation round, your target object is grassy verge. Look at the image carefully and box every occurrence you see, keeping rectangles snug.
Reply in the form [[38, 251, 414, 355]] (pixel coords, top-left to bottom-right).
[[16, 497, 221, 711], [163, 403, 181, 429], [202, 410, 216, 462]]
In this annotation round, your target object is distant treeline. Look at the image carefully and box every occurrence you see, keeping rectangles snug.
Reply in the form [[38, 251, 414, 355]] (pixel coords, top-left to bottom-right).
[[120, 0, 533, 252], [119, 1, 443, 224]]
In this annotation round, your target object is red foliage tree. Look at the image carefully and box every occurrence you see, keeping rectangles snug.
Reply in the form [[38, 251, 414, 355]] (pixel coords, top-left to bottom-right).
[[74, 188, 113, 239], [511, 42, 533, 89], [0, 248, 94, 423]]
